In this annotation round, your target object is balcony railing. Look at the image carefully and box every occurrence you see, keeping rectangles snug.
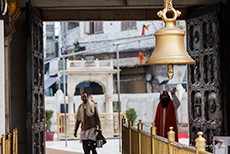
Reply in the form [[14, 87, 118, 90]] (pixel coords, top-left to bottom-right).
[[66, 59, 114, 70]]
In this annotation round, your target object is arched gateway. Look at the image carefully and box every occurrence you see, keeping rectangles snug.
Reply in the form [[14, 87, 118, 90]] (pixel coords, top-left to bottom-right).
[[61, 58, 117, 114]]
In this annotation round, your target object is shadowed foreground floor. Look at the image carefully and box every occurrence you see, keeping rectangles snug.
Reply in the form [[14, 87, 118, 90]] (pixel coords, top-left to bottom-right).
[[46, 148, 83, 154]]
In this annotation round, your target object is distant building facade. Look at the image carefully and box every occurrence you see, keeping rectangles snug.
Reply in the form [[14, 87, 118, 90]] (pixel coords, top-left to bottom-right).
[[55, 21, 187, 94], [43, 22, 60, 96]]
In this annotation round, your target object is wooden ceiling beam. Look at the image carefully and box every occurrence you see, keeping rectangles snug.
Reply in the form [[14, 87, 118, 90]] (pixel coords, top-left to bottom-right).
[[41, 8, 188, 21]]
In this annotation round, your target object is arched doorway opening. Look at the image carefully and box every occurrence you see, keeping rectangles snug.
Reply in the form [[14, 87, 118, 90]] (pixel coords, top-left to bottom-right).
[[74, 81, 103, 95]]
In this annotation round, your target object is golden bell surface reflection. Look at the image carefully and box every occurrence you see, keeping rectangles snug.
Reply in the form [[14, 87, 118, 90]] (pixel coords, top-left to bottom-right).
[[146, 25, 195, 65], [146, 0, 195, 65], [146, 0, 195, 79]]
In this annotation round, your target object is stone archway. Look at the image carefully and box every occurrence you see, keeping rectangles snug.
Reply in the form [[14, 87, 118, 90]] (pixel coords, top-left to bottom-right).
[[63, 58, 116, 114]]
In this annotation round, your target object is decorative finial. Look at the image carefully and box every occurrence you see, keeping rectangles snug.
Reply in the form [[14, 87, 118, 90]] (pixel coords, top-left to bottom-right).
[[167, 126, 175, 142], [8, 0, 21, 26], [195, 131, 206, 151], [56, 77, 61, 90]]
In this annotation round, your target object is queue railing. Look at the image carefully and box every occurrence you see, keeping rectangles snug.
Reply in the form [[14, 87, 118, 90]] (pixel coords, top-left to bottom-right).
[[0, 128, 18, 154], [57, 111, 126, 141], [122, 117, 212, 154]]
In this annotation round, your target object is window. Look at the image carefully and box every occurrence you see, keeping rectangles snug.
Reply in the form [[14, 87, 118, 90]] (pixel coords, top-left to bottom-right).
[[121, 21, 137, 30], [46, 25, 54, 32], [46, 36, 53, 40], [132, 21, 136, 28], [85, 22, 103, 34], [68, 22, 79, 29]]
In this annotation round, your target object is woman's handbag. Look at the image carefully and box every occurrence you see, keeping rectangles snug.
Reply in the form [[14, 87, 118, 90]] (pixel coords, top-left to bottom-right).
[[96, 131, 107, 148]]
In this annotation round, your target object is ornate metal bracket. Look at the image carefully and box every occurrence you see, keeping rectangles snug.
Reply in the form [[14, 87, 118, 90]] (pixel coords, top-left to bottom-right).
[[0, 0, 8, 15], [157, 0, 181, 23], [8, 0, 21, 26]]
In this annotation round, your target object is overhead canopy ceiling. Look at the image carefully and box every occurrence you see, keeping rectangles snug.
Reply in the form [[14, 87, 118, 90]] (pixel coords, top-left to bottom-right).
[[19, 0, 226, 21]]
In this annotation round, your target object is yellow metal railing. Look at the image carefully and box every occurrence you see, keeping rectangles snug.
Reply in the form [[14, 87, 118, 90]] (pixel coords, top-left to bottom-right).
[[57, 111, 126, 141], [122, 117, 213, 154], [0, 128, 18, 154]]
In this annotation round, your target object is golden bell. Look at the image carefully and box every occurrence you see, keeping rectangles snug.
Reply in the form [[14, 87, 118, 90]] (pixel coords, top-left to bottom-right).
[[146, 0, 195, 79]]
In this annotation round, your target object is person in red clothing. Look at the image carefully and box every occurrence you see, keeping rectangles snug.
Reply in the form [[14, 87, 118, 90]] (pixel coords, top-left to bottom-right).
[[154, 88, 180, 141]]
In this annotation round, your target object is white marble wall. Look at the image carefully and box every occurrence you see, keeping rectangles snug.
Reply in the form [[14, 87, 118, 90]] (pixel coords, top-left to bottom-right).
[[45, 91, 188, 133]]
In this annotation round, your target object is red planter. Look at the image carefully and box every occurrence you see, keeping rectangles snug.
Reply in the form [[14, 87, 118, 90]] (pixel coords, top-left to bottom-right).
[[46, 132, 54, 141]]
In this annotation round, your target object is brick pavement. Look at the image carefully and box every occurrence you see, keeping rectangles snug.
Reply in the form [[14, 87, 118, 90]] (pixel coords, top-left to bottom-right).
[[46, 148, 83, 154]]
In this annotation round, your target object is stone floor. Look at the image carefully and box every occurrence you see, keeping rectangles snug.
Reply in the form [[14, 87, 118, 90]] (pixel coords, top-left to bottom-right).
[[46, 148, 83, 154], [45, 125, 189, 154], [46, 137, 189, 154], [46, 138, 121, 154]]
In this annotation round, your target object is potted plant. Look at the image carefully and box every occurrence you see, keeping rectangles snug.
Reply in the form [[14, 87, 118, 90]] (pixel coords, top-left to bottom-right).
[[45, 109, 54, 141], [126, 108, 137, 124]]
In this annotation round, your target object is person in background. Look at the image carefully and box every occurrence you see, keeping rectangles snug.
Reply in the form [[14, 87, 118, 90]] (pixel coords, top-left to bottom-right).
[[154, 88, 180, 141], [88, 94, 95, 104], [74, 92, 101, 154]]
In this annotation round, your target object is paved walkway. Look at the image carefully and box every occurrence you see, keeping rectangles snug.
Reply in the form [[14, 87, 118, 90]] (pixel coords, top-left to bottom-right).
[[46, 125, 189, 154], [46, 138, 189, 154], [46, 148, 83, 154], [46, 139, 121, 154]]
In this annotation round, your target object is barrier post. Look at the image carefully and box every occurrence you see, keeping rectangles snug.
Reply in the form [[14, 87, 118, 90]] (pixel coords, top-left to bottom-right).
[[122, 116, 126, 154], [195, 132, 206, 154], [128, 119, 133, 154], [167, 127, 175, 154], [15, 128, 18, 154], [151, 123, 157, 154], [13, 129, 16, 154], [137, 120, 143, 154], [6, 133, 11, 153], [1, 135, 5, 154], [57, 112, 60, 141]]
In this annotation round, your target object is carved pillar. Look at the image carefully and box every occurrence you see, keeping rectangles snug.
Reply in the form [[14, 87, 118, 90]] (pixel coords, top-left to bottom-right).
[[105, 73, 114, 113], [67, 75, 76, 114], [68, 95, 74, 114], [0, 20, 5, 135], [105, 94, 113, 113], [67, 77, 75, 135], [4, 33, 13, 133], [55, 89, 64, 112], [187, 5, 223, 151]]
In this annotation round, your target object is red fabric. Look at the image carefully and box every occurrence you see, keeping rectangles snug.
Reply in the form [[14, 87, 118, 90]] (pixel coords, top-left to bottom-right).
[[145, 24, 150, 30], [178, 134, 188, 139], [139, 52, 144, 65], [141, 24, 150, 35], [141, 27, 145, 35], [154, 99, 178, 142]]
